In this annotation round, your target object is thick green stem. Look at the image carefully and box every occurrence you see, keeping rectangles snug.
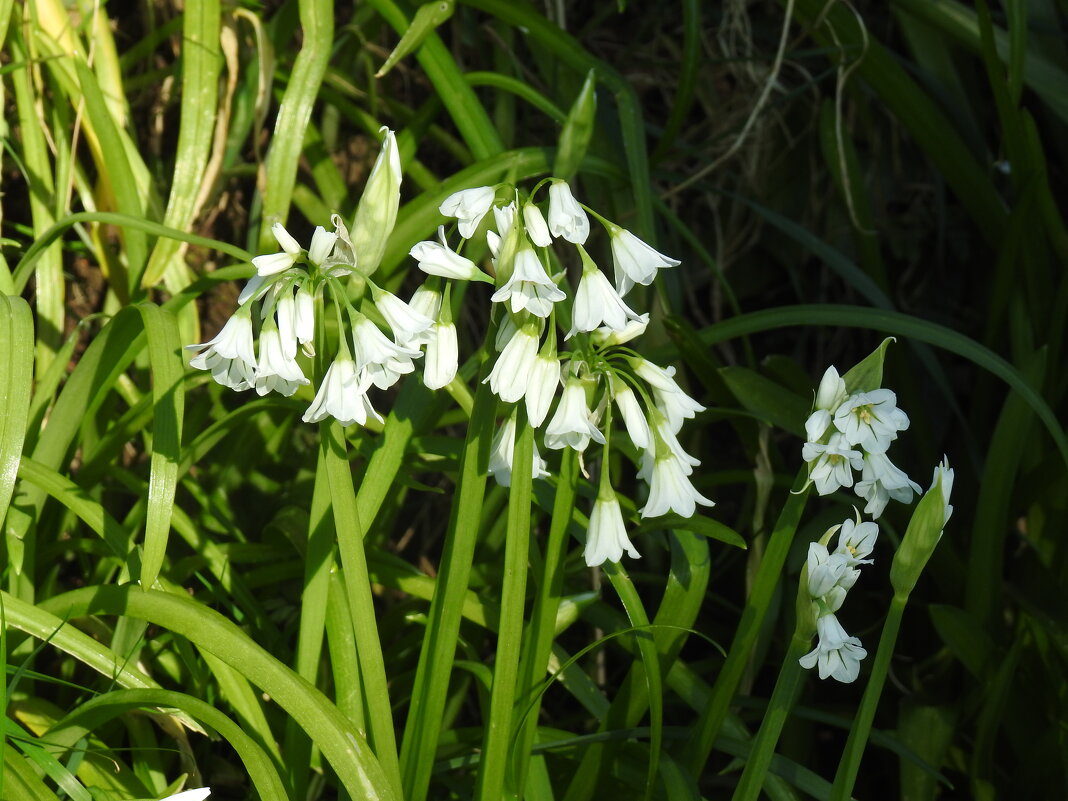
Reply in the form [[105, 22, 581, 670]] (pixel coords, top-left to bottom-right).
[[829, 595, 907, 801], [684, 470, 810, 775], [510, 448, 578, 797], [476, 410, 535, 801], [731, 632, 811, 801]]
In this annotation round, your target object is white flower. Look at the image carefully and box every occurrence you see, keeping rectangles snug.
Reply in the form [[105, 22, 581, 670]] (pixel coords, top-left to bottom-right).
[[853, 451, 921, 518], [815, 365, 847, 412], [802, 433, 864, 496], [423, 322, 458, 390], [375, 288, 434, 346], [609, 227, 680, 296], [584, 493, 640, 566], [254, 326, 309, 397], [276, 289, 299, 359], [411, 226, 483, 281], [349, 316, 422, 390], [486, 322, 540, 403], [186, 312, 257, 391], [610, 374, 651, 450], [930, 456, 954, 527], [295, 283, 314, 352], [307, 225, 338, 266], [567, 263, 640, 338], [161, 789, 211, 801], [523, 203, 552, 247], [805, 542, 858, 601], [833, 389, 910, 453], [488, 414, 550, 487], [648, 413, 701, 475], [547, 181, 590, 244], [631, 359, 703, 433], [490, 247, 565, 317], [302, 356, 382, 427], [238, 273, 271, 305], [252, 223, 302, 276], [639, 451, 715, 518], [805, 409, 833, 444], [524, 352, 560, 428], [493, 202, 516, 236], [834, 518, 880, 566], [440, 186, 496, 239], [590, 314, 649, 347], [543, 377, 606, 452], [799, 613, 866, 683]]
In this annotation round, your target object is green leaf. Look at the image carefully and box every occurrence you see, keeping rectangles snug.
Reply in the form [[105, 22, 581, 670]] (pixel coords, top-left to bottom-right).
[[842, 337, 895, 394], [719, 366, 809, 437], [375, 0, 455, 78]]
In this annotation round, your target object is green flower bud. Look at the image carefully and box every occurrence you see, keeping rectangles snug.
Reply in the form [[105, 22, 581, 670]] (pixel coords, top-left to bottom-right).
[[349, 127, 401, 277], [890, 458, 954, 596]]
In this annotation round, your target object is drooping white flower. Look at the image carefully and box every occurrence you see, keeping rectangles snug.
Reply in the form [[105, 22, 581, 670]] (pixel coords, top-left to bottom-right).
[[833, 389, 910, 453], [440, 186, 496, 239], [543, 377, 606, 452], [802, 433, 864, 495], [302, 356, 382, 427], [631, 358, 704, 433], [490, 246, 565, 318], [254, 325, 309, 397], [805, 541, 858, 602], [609, 227, 680, 296], [307, 225, 338, 266], [639, 451, 715, 518], [590, 314, 649, 347], [374, 288, 434, 346], [238, 273, 271, 305], [349, 316, 422, 390], [488, 414, 550, 487], [584, 493, 640, 566], [853, 451, 922, 518], [834, 518, 880, 566], [523, 203, 552, 247], [610, 374, 651, 450], [294, 283, 314, 353], [423, 322, 458, 390], [411, 226, 484, 281], [815, 365, 847, 413], [567, 260, 640, 338], [186, 311, 258, 391], [252, 223, 303, 276], [647, 412, 701, 475], [799, 613, 867, 683], [493, 202, 517, 237], [275, 289, 299, 359], [524, 352, 560, 428], [161, 789, 212, 801], [547, 181, 590, 244], [486, 322, 540, 403]]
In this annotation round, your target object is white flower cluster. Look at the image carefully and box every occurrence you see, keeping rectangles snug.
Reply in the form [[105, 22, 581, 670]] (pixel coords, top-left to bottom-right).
[[798, 518, 878, 683], [413, 180, 711, 566], [801, 366, 920, 518], [187, 130, 457, 426]]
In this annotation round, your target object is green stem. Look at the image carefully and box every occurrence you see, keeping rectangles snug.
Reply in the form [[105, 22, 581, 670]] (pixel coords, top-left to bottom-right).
[[683, 470, 811, 775], [476, 409, 535, 801], [399, 381, 498, 801], [321, 421, 403, 798], [829, 594, 907, 801], [510, 448, 578, 797], [731, 632, 811, 801]]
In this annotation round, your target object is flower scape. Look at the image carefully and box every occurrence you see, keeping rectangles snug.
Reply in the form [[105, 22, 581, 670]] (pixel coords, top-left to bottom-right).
[[187, 129, 712, 567]]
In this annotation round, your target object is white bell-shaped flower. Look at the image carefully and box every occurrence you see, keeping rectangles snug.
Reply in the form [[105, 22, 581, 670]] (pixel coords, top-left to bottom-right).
[[423, 322, 458, 390], [486, 322, 540, 403], [584, 493, 640, 566], [254, 325, 309, 397], [490, 247, 565, 318], [440, 186, 496, 239], [411, 226, 483, 281], [609, 227, 681, 296], [567, 259, 641, 338], [524, 352, 561, 428], [543, 377, 606, 452], [252, 223, 303, 276], [803, 433, 864, 496], [638, 450, 715, 518], [523, 203, 552, 247], [349, 316, 422, 390], [833, 389, 910, 454], [799, 613, 867, 683], [374, 288, 434, 346], [302, 356, 382, 427], [547, 181, 590, 244], [609, 374, 651, 450], [488, 413, 550, 487], [186, 311, 258, 391]]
